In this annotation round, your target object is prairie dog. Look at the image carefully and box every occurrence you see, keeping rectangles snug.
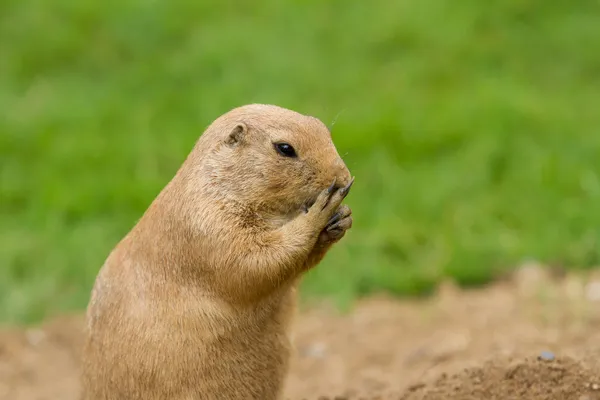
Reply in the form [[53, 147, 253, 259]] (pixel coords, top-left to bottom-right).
[[81, 104, 354, 400]]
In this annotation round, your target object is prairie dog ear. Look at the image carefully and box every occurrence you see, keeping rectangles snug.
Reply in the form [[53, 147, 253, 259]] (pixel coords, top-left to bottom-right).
[[225, 123, 248, 146]]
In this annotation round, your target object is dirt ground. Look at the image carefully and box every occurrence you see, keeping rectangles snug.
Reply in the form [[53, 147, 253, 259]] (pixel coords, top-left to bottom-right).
[[1, 264, 600, 400]]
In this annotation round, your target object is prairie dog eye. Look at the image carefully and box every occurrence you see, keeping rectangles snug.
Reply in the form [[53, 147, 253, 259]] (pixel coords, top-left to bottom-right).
[[274, 142, 297, 158]]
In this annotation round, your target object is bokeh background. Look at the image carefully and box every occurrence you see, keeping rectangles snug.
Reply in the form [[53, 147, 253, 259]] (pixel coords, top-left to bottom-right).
[[2, 0, 600, 324]]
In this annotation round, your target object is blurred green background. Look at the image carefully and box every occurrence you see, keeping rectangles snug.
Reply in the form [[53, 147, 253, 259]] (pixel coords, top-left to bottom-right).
[[2, 0, 600, 324]]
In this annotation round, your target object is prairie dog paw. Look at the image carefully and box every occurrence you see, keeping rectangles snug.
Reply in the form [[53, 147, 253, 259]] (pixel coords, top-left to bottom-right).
[[307, 177, 354, 231], [317, 204, 353, 245]]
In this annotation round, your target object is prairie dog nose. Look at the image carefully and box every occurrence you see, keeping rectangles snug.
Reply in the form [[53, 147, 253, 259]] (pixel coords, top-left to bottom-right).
[[329, 167, 353, 196], [333, 162, 352, 189]]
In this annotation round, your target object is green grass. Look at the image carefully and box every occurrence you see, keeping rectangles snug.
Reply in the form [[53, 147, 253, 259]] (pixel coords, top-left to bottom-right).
[[2, 0, 600, 324]]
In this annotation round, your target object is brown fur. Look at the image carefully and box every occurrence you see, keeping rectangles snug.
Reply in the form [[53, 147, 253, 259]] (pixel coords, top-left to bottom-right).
[[80, 104, 354, 400]]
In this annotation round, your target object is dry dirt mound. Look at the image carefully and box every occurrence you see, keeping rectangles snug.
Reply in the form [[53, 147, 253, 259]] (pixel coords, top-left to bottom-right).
[[314, 356, 600, 400], [401, 356, 600, 400], [1, 265, 600, 400]]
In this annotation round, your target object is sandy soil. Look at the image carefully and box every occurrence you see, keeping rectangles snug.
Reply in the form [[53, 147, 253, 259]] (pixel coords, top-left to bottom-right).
[[1, 265, 600, 400]]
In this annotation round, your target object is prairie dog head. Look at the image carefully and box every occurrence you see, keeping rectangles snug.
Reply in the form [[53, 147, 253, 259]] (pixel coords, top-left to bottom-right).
[[185, 104, 352, 221]]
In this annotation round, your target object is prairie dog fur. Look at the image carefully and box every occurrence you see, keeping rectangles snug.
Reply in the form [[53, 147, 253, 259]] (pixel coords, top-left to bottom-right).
[[81, 104, 354, 400]]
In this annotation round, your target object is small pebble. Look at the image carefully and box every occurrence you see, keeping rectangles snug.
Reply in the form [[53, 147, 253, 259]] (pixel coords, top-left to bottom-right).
[[301, 342, 327, 358], [538, 351, 555, 361], [585, 281, 600, 302], [25, 329, 46, 347]]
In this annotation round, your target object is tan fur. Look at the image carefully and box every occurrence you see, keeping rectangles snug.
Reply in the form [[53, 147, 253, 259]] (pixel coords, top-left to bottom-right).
[[80, 104, 353, 400]]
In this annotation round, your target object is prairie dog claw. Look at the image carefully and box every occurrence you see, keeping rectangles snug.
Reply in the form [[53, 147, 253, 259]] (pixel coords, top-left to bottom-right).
[[327, 178, 337, 194], [339, 177, 354, 197]]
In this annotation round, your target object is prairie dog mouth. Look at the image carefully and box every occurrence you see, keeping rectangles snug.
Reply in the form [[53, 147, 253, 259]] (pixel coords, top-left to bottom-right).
[[301, 177, 353, 214]]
